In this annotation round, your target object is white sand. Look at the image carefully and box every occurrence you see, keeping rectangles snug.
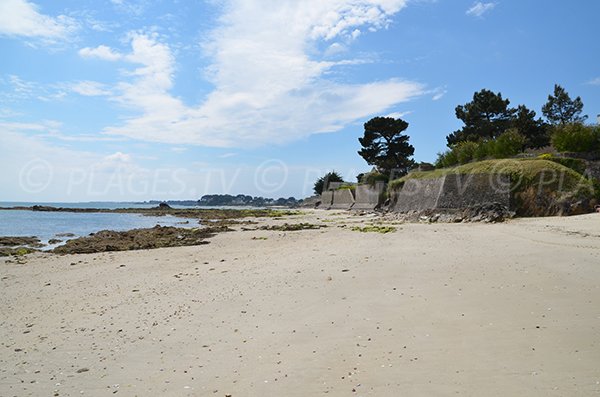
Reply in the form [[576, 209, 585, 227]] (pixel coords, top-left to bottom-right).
[[1, 210, 600, 396]]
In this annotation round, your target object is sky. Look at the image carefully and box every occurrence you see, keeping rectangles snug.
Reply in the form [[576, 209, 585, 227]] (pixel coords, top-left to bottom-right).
[[0, 0, 599, 202]]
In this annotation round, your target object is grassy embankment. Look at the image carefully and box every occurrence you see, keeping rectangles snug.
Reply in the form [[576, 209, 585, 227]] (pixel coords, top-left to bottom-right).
[[388, 158, 597, 216]]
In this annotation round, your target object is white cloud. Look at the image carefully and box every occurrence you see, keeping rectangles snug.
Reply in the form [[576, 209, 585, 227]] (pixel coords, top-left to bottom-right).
[[586, 77, 600, 86], [0, 75, 67, 102], [0, 0, 76, 39], [79, 45, 123, 61], [432, 88, 447, 101], [385, 111, 412, 119], [70, 81, 111, 96], [170, 147, 188, 153], [324, 42, 348, 57], [109, 0, 147, 16], [100, 0, 424, 147], [466, 2, 497, 17]]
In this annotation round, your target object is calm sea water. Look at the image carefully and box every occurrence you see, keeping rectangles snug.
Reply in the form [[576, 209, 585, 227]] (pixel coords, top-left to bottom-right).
[[0, 201, 192, 210], [0, 203, 200, 249]]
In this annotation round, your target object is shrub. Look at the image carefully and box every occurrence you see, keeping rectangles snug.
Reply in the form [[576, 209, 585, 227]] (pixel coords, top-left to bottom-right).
[[435, 150, 458, 168], [551, 123, 600, 152], [454, 141, 479, 164], [436, 130, 526, 168], [473, 142, 489, 161], [536, 154, 587, 175], [360, 171, 388, 186], [488, 129, 526, 159]]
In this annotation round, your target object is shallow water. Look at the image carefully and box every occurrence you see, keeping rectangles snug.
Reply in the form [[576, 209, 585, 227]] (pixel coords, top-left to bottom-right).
[[0, 210, 198, 249]]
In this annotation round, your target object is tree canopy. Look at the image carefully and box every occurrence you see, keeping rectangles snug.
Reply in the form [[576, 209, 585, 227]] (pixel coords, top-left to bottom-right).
[[542, 84, 587, 125], [512, 105, 549, 149], [446, 89, 516, 146], [446, 89, 552, 150], [313, 171, 343, 195], [358, 117, 415, 178]]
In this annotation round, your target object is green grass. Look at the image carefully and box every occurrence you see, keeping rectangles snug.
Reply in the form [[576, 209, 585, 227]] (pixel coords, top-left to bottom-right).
[[389, 159, 593, 194]]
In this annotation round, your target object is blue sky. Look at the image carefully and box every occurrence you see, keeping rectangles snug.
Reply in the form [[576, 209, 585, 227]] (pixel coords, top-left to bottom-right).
[[1, 0, 599, 201]]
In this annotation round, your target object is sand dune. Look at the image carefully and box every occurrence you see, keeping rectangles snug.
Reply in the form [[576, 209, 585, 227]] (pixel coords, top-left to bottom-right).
[[1, 210, 599, 396]]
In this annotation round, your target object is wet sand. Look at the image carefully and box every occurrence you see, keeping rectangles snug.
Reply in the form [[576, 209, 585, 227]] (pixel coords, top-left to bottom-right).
[[1, 210, 599, 396]]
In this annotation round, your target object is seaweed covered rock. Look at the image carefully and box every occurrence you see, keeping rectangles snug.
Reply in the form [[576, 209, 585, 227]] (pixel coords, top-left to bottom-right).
[[53, 225, 230, 254]]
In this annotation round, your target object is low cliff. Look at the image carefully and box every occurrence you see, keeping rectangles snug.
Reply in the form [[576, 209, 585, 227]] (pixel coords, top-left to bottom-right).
[[388, 159, 597, 217]]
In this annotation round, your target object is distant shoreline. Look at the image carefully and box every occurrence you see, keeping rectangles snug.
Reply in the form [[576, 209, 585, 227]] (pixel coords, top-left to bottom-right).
[[0, 205, 297, 217]]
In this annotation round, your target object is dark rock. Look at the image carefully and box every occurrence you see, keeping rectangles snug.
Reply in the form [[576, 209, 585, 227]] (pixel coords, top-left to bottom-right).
[[52, 225, 231, 254], [386, 202, 515, 224], [0, 236, 43, 247], [56, 233, 76, 237]]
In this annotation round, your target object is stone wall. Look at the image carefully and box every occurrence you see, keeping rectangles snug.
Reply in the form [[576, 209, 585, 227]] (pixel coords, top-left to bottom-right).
[[353, 182, 385, 210], [437, 174, 511, 209], [320, 190, 334, 208], [393, 178, 444, 212], [330, 188, 356, 210], [392, 173, 511, 212]]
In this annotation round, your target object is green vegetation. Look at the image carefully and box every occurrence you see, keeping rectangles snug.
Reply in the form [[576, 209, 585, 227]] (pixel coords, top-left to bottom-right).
[[542, 84, 587, 125], [351, 225, 397, 234], [537, 154, 587, 174], [445, 89, 549, 149], [551, 123, 600, 153], [313, 171, 344, 195], [358, 116, 415, 178], [0, 247, 36, 257], [346, 84, 598, 217], [336, 184, 356, 191], [359, 170, 388, 186], [389, 158, 597, 216], [436, 129, 526, 168], [260, 223, 326, 231], [390, 158, 593, 193]]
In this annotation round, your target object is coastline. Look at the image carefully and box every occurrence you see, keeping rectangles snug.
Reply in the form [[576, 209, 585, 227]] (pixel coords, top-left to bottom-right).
[[1, 210, 599, 395]]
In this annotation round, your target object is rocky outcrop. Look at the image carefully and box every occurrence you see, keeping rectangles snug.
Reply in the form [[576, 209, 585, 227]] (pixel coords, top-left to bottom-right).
[[386, 202, 515, 224], [52, 225, 230, 254]]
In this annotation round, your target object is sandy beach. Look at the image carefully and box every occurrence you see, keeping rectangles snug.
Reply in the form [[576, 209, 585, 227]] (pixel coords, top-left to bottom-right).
[[1, 210, 599, 396]]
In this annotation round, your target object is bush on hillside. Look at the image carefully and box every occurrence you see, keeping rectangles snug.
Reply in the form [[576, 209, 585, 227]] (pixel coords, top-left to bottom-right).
[[435, 130, 526, 168], [359, 171, 389, 186], [488, 129, 526, 159], [551, 123, 600, 153], [537, 154, 587, 175]]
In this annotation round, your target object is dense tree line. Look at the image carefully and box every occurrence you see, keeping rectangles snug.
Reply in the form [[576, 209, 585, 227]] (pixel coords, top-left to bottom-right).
[[312, 83, 596, 192], [438, 84, 595, 167]]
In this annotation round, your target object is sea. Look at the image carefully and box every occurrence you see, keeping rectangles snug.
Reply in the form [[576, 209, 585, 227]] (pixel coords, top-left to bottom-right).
[[0, 202, 201, 250]]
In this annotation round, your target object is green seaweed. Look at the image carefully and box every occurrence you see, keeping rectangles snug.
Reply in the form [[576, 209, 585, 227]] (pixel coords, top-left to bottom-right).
[[351, 225, 396, 234]]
